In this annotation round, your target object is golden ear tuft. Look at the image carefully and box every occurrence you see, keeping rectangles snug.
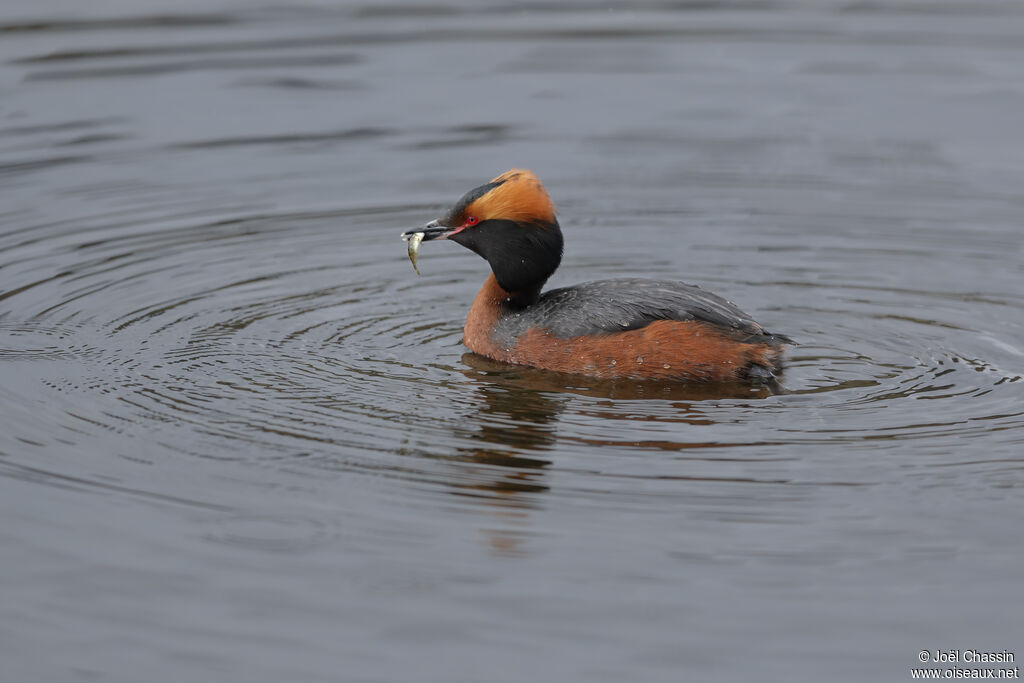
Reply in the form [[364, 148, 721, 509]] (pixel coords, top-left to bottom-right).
[[469, 168, 556, 224], [488, 168, 527, 185]]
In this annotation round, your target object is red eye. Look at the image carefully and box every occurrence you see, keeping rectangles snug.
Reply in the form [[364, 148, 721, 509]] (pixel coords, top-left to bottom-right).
[[465, 216, 478, 226]]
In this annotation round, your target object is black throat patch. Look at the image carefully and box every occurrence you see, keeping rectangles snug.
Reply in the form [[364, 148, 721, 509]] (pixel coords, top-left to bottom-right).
[[451, 218, 563, 303]]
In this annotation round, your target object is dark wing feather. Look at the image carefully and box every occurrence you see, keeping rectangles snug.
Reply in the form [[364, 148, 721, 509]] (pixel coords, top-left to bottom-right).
[[493, 278, 792, 345]]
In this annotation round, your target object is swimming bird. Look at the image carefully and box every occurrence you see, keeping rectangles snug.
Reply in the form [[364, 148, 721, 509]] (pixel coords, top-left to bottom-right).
[[402, 169, 792, 382]]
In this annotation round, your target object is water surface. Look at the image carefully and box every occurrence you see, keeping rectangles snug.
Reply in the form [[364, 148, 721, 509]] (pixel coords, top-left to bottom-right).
[[2, 2, 1023, 681]]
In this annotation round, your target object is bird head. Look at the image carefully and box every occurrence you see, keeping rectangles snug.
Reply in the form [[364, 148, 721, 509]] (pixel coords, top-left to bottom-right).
[[403, 169, 563, 300]]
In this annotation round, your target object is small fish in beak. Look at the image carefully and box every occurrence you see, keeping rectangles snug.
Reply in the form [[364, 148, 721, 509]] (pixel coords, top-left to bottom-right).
[[404, 231, 424, 275]]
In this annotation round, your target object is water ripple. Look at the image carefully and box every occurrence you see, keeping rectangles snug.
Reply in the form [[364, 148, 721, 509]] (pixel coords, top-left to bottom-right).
[[4, 2, 1024, 679]]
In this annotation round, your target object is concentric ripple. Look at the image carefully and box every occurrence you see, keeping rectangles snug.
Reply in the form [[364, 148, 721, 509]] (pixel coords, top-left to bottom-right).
[[3, 2, 1024, 679], [2, 195, 1022, 505]]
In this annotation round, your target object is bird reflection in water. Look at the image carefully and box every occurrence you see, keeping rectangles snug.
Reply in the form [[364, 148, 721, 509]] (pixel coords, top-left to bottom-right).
[[447, 353, 780, 555]]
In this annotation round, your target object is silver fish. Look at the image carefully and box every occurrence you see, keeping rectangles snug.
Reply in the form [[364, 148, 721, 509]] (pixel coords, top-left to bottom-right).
[[405, 231, 424, 275]]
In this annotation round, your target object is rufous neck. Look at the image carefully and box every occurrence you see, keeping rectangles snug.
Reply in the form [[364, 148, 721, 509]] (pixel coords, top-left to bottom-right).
[[480, 272, 541, 308]]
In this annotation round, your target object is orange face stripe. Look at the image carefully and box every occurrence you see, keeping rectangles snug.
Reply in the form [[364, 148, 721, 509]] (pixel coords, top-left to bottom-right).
[[464, 168, 556, 224]]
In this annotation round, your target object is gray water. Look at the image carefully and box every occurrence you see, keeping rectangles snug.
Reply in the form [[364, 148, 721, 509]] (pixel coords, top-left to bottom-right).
[[2, 2, 1023, 681]]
